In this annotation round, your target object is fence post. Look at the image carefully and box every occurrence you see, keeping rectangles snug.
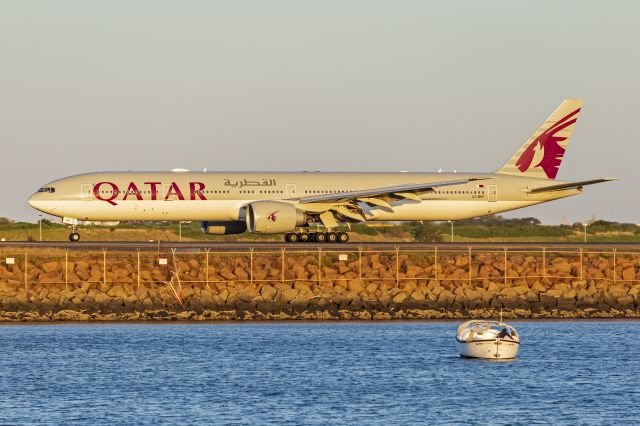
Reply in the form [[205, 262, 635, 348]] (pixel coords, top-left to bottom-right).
[[579, 248, 583, 280], [358, 246, 363, 280], [504, 247, 508, 286], [170, 247, 179, 284], [434, 246, 438, 282], [281, 247, 286, 284], [65, 249, 68, 291], [24, 251, 28, 292], [318, 248, 322, 285], [395, 246, 400, 287], [613, 248, 617, 283], [468, 246, 472, 284], [137, 249, 141, 287], [542, 247, 547, 281], [102, 248, 107, 287], [250, 248, 254, 285], [205, 249, 210, 289]]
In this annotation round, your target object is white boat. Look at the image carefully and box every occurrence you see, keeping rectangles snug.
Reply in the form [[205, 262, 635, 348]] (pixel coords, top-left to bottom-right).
[[456, 320, 520, 360]]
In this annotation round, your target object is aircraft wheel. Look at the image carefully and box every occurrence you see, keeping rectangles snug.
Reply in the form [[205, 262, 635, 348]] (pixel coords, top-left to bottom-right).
[[69, 232, 80, 242], [286, 233, 298, 243], [326, 232, 338, 243], [299, 233, 310, 242], [314, 232, 327, 243], [337, 232, 349, 243]]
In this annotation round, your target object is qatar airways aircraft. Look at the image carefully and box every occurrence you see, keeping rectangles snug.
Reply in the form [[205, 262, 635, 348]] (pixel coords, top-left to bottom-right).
[[28, 99, 615, 243]]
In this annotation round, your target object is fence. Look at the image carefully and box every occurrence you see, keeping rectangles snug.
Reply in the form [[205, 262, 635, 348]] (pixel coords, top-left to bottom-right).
[[1, 246, 639, 292]]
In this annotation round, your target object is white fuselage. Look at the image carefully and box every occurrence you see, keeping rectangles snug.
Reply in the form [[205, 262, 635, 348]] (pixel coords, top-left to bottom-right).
[[27, 171, 579, 223]]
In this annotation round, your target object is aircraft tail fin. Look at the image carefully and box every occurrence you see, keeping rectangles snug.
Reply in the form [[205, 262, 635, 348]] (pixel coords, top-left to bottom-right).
[[497, 99, 582, 180]]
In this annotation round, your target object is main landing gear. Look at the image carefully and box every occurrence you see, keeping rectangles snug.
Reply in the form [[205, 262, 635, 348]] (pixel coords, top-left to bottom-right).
[[284, 232, 350, 243]]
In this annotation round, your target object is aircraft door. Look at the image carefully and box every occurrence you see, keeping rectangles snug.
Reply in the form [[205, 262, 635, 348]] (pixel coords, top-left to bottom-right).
[[286, 184, 297, 197], [80, 184, 93, 200], [488, 185, 498, 202]]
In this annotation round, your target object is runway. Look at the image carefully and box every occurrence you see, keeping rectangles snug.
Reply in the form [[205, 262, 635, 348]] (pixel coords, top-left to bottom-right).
[[0, 241, 637, 252]]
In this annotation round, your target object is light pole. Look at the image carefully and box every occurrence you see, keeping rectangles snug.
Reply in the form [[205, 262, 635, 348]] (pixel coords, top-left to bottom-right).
[[38, 215, 42, 242], [448, 220, 454, 243], [582, 223, 588, 243]]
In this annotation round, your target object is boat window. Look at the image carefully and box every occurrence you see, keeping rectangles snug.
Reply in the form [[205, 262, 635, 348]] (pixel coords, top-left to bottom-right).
[[37, 187, 55, 193]]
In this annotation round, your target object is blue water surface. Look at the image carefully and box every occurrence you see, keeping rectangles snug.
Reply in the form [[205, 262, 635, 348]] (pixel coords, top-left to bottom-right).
[[0, 321, 638, 425]]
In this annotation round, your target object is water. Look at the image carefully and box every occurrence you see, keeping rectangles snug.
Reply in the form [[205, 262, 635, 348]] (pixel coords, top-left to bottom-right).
[[0, 321, 638, 425]]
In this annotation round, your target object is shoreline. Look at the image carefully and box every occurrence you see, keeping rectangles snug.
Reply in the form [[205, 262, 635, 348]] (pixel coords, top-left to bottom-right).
[[0, 307, 638, 323], [1, 317, 639, 326]]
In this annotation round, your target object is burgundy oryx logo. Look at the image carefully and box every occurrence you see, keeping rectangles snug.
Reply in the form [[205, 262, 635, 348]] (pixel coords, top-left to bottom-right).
[[267, 211, 279, 222], [515, 108, 580, 179]]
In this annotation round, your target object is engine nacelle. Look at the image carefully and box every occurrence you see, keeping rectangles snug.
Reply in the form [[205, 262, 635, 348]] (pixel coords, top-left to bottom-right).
[[200, 221, 247, 235], [246, 201, 306, 234]]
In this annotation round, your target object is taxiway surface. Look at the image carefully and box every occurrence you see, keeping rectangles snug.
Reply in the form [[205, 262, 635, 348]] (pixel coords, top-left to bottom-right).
[[0, 241, 636, 252]]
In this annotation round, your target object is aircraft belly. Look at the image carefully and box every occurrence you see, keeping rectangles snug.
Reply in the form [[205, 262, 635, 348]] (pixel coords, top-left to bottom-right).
[[369, 200, 537, 221], [43, 199, 537, 224], [49, 200, 245, 222]]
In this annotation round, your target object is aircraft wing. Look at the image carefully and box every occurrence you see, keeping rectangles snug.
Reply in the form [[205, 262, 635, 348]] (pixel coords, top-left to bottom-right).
[[290, 177, 493, 228], [296, 177, 491, 204], [523, 178, 617, 194]]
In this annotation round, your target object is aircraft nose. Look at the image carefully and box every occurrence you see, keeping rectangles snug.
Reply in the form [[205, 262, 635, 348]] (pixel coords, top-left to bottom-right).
[[27, 193, 46, 212]]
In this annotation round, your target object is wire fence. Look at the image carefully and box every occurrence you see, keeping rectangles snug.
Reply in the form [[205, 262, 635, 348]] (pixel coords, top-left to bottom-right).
[[0, 247, 639, 292]]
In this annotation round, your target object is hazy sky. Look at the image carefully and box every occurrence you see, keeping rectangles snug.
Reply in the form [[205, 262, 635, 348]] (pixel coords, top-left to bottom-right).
[[1, 1, 638, 224]]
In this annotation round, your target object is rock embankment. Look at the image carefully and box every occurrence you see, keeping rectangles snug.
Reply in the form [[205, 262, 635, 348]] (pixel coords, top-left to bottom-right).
[[0, 249, 638, 321]]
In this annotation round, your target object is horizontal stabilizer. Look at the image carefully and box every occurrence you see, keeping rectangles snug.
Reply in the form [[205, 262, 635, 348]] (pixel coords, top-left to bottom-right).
[[523, 178, 617, 194]]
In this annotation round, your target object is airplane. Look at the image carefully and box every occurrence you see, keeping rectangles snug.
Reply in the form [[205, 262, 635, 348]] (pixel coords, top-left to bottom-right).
[[28, 99, 616, 243]]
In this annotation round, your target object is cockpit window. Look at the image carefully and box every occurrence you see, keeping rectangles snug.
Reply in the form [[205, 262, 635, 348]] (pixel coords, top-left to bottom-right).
[[37, 187, 55, 193]]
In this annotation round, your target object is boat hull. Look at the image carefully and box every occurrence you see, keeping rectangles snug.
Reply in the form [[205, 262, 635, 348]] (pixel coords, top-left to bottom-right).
[[456, 339, 519, 360]]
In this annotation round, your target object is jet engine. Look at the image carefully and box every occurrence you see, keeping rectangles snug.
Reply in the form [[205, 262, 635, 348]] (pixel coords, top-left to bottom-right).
[[200, 221, 247, 235], [246, 201, 306, 234]]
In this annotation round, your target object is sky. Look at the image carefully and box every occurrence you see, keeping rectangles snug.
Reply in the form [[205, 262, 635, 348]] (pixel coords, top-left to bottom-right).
[[1, 1, 638, 224]]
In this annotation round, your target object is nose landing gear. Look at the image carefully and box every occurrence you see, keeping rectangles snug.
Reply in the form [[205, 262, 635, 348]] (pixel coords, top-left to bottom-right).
[[64, 218, 81, 242]]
